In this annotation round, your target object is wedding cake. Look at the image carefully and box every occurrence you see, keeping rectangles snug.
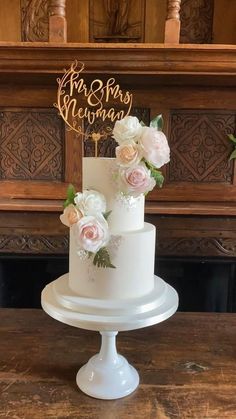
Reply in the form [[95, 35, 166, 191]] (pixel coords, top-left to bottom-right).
[[60, 115, 170, 302]]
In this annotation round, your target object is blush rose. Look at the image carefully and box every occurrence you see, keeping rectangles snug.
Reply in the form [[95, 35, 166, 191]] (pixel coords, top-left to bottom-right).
[[73, 215, 110, 253], [118, 163, 156, 197]]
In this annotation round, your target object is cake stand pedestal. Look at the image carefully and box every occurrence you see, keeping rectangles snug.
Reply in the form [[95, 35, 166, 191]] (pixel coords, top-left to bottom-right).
[[41, 274, 178, 400]]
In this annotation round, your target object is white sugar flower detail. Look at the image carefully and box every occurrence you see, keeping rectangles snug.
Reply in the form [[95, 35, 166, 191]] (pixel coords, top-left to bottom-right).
[[112, 115, 142, 145], [139, 127, 170, 168], [74, 190, 106, 216]]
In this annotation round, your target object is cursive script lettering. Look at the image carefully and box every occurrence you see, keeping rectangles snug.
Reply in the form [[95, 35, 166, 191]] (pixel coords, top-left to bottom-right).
[[55, 61, 133, 135]]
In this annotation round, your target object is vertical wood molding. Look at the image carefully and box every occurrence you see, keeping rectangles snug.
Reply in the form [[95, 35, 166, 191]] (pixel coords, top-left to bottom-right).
[[164, 0, 181, 43], [49, 0, 67, 42], [67, 0, 89, 42]]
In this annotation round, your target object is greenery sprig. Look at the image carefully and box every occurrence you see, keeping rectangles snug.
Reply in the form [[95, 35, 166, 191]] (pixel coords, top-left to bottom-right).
[[228, 134, 236, 160], [63, 184, 76, 208], [93, 247, 116, 269], [150, 114, 163, 131], [144, 159, 164, 188]]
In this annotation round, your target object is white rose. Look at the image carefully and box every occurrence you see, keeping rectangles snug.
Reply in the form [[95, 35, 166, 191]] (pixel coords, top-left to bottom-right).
[[74, 190, 106, 215], [72, 215, 110, 253], [139, 127, 170, 168], [112, 116, 142, 145]]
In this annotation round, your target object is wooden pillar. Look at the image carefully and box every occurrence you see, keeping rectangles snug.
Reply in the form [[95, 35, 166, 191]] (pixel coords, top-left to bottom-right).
[[164, 0, 181, 43], [49, 0, 67, 42]]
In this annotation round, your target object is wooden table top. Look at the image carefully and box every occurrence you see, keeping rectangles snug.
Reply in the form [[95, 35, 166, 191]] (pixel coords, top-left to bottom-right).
[[0, 309, 236, 419]]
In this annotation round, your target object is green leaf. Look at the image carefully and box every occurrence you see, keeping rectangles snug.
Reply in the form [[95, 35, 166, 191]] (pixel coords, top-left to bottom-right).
[[144, 159, 165, 188], [228, 134, 236, 144], [103, 210, 112, 221], [93, 247, 116, 269], [63, 184, 76, 208], [229, 149, 236, 160], [150, 114, 163, 131], [150, 168, 164, 188]]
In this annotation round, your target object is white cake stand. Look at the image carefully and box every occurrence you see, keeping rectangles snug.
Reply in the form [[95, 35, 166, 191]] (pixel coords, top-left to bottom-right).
[[41, 274, 178, 400]]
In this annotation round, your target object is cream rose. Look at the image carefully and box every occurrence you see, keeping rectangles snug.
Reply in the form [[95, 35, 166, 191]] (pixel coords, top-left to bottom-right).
[[74, 190, 106, 216], [73, 215, 110, 253], [139, 127, 170, 168], [60, 204, 82, 227], [112, 116, 142, 145], [115, 140, 141, 167], [118, 162, 156, 197]]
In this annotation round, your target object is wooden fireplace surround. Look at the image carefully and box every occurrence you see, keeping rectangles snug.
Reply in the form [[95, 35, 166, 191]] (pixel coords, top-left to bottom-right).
[[0, 42, 236, 259]]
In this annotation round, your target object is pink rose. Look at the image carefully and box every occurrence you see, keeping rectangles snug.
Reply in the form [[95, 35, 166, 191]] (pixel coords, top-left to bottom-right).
[[60, 204, 82, 227], [73, 215, 110, 253], [115, 140, 141, 167], [139, 127, 170, 168], [118, 163, 156, 197]]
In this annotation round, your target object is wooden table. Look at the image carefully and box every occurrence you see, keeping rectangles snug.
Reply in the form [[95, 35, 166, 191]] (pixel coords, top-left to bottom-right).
[[0, 310, 236, 418]]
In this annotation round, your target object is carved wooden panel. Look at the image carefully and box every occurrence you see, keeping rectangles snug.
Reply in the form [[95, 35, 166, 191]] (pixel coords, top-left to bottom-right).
[[158, 237, 236, 258], [180, 0, 214, 44], [0, 109, 64, 181], [0, 234, 68, 254], [83, 107, 150, 157], [146, 215, 236, 259], [89, 0, 145, 42], [168, 110, 235, 183], [21, 0, 49, 42]]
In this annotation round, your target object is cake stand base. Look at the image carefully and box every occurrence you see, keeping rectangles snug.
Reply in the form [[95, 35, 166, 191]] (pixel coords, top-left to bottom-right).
[[76, 331, 139, 399], [41, 274, 178, 399]]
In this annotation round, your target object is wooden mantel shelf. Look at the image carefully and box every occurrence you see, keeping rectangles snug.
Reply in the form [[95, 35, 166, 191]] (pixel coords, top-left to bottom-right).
[[0, 43, 236, 84], [0, 198, 235, 216]]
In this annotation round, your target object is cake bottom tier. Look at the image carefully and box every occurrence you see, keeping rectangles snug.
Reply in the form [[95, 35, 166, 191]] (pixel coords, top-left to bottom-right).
[[69, 223, 156, 300]]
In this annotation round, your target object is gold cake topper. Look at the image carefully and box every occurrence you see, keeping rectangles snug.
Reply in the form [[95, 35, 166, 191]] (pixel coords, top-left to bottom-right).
[[55, 61, 133, 155]]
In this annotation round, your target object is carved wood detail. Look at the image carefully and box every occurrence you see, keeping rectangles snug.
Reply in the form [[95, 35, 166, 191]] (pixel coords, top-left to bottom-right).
[[167, 0, 181, 19], [0, 234, 68, 254], [21, 0, 49, 42], [180, 0, 214, 44], [0, 109, 64, 181], [89, 0, 145, 43], [168, 110, 235, 183], [158, 237, 236, 258], [83, 107, 150, 157]]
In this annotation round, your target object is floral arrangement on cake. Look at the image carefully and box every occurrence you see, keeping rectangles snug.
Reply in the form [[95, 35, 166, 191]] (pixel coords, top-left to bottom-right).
[[60, 114, 170, 268], [112, 114, 170, 197], [60, 187, 115, 268]]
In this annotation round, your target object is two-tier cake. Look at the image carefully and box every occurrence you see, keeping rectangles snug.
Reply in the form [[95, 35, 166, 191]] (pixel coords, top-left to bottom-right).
[[59, 115, 170, 305]]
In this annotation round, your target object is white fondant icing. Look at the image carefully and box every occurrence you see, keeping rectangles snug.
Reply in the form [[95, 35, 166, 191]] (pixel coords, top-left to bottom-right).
[[83, 158, 144, 233], [69, 223, 156, 299]]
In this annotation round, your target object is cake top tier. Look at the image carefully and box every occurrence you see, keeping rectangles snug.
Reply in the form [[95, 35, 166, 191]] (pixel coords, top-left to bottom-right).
[[83, 157, 144, 233]]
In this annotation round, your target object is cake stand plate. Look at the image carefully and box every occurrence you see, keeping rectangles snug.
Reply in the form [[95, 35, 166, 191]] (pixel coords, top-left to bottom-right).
[[41, 275, 178, 399]]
